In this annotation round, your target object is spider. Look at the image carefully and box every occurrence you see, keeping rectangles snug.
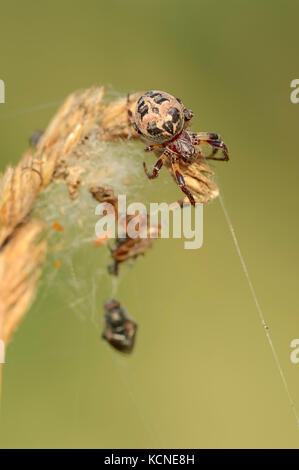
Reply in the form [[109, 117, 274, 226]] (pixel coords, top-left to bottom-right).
[[128, 90, 229, 206]]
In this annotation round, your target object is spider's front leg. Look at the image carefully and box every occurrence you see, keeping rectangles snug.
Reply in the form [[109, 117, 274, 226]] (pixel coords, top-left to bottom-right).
[[171, 155, 195, 206], [143, 149, 170, 179], [190, 132, 229, 161]]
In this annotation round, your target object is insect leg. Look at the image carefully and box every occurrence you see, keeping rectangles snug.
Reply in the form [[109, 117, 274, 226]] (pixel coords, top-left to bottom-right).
[[190, 132, 229, 161], [143, 149, 170, 180], [171, 155, 195, 206]]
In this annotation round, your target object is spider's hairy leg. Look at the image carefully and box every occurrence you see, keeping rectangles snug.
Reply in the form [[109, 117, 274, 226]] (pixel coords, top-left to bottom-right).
[[171, 155, 195, 206], [190, 132, 229, 161], [144, 143, 164, 152], [143, 149, 170, 180], [191, 131, 220, 140]]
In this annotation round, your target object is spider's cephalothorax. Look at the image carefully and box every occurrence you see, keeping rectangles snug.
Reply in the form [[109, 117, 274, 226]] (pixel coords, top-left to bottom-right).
[[128, 90, 229, 206], [102, 299, 137, 353]]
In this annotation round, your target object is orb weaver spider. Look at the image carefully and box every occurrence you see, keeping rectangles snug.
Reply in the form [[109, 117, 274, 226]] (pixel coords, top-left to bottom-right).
[[128, 90, 229, 206]]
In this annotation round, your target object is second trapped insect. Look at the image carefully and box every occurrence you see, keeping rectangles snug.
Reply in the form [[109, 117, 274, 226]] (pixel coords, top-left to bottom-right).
[[102, 299, 137, 353], [128, 90, 229, 206]]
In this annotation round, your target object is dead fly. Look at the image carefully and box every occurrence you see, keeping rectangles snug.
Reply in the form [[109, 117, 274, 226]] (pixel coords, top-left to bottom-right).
[[90, 186, 159, 275], [102, 299, 137, 353]]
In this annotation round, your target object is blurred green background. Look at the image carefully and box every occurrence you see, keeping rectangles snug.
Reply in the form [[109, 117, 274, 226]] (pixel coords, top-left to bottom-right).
[[1, 0, 299, 449]]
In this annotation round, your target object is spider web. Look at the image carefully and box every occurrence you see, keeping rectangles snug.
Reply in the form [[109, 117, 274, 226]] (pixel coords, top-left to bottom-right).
[[28, 129, 162, 444]]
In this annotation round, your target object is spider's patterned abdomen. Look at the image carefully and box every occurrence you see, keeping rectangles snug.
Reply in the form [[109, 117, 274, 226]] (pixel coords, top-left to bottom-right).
[[135, 90, 185, 143]]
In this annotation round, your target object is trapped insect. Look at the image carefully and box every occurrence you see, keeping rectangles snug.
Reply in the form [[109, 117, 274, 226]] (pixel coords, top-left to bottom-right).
[[102, 299, 137, 353], [128, 90, 229, 206], [90, 186, 159, 275], [108, 211, 159, 276]]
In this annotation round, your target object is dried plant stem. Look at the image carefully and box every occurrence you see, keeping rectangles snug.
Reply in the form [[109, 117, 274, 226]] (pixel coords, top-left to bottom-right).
[[0, 86, 139, 398]]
